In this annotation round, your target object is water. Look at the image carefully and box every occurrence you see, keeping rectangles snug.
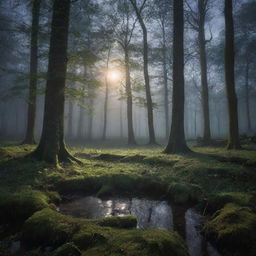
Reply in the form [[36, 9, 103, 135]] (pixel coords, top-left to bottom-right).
[[185, 209, 221, 256], [59, 196, 221, 256], [60, 196, 173, 230]]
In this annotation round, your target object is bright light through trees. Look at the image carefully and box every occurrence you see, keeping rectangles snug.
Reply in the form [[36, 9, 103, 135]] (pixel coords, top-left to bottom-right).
[[107, 69, 121, 82]]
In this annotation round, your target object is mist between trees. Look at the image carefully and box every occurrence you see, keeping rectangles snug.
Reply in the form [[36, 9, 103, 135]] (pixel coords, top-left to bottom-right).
[[0, 0, 255, 150]]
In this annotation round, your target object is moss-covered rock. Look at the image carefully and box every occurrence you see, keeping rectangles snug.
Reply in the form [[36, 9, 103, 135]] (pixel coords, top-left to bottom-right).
[[95, 216, 137, 229], [82, 229, 189, 256], [45, 191, 61, 204], [0, 189, 49, 223], [167, 183, 202, 204], [53, 242, 81, 256], [22, 208, 78, 248], [204, 192, 255, 213], [203, 203, 256, 255], [72, 225, 109, 250]]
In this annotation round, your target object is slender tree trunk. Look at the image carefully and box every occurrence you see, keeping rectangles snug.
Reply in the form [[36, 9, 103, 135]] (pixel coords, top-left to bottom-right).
[[23, 0, 41, 144], [77, 101, 85, 139], [194, 109, 197, 138], [124, 47, 136, 145], [198, 0, 211, 143], [162, 24, 169, 139], [102, 47, 111, 141], [120, 97, 123, 139], [224, 0, 241, 149], [244, 59, 251, 133], [129, 0, 156, 144], [32, 0, 77, 165], [87, 97, 94, 141], [164, 0, 190, 153], [67, 100, 73, 139]]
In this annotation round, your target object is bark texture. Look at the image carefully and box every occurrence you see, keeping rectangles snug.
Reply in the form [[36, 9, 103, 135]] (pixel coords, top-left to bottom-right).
[[32, 0, 76, 165], [164, 0, 190, 154], [198, 0, 211, 142], [124, 48, 136, 145], [23, 0, 41, 144], [129, 0, 156, 144], [224, 0, 241, 149]]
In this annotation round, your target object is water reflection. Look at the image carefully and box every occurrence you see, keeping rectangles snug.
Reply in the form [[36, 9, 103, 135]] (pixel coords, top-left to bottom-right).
[[185, 208, 221, 256], [60, 196, 173, 230], [59, 196, 221, 256]]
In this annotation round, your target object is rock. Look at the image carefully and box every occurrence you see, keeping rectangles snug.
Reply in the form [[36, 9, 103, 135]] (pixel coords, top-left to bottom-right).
[[203, 203, 256, 256], [167, 183, 203, 204], [22, 208, 77, 248], [53, 243, 81, 256]]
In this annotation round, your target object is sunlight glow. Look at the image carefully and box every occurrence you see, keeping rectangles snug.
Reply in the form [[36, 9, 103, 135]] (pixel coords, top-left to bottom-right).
[[107, 70, 121, 82]]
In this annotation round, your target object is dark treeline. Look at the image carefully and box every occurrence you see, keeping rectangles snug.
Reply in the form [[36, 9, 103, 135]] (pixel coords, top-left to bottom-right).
[[0, 0, 256, 162]]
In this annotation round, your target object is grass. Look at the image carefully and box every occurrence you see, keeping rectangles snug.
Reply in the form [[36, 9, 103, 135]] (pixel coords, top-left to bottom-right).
[[0, 142, 256, 255]]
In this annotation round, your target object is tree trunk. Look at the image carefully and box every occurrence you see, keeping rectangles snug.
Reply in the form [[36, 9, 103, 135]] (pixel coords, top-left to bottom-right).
[[224, 0, 241, 149], [162, 23, 169, 139], [23, 0, 41, 144], [198, 0, 211, 143], [77, 102, 85, 139], [244, 59, 251, 133], [67, 100, 73, 139], [194, 109, 197, 138], [164, 0, 190, 154], [102, 47, 111, 141], [87, 97, 94, 141], [32, 0, 76, 165], [130, 0, 156, 144], [124, 47, 136, 145]]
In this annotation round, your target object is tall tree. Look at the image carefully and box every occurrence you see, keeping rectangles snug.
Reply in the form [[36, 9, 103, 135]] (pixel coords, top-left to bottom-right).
[[23, 0, 41, 144], [129, 0, 156, 144], [32, 0, 76, 165], [224, 0, 241, 149], [235, 1, 256, 134], [102, 46, 111, 141], [114, 0, 137, 144], [164, 0, 190, 153], [153, 0, 172, 139], [186, 0, 211, 143]]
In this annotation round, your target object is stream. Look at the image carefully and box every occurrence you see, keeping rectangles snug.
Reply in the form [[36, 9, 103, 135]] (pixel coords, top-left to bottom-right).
[[59, 196, 221, 256]]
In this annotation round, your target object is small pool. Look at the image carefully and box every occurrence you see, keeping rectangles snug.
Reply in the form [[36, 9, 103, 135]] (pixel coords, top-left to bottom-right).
[[59, 196, 221, 256]]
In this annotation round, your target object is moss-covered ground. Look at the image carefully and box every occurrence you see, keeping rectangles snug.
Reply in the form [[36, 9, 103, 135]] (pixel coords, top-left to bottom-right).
[[0, 141, 256, 255]]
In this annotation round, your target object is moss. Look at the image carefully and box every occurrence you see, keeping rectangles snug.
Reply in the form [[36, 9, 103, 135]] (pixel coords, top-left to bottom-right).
[[53, 243, 81, 256], [0, 189, 49, 223], [22, 208, 78, 248], [167, 183, 202, 204], [72, 225, 109, 250], [95, 216, 137, 229], [82, 229, 189, 256], [203, 192, 255, 213], [45, 191, 61, 204], [203, 203, 256, 255], [96, 184, 113, 197]]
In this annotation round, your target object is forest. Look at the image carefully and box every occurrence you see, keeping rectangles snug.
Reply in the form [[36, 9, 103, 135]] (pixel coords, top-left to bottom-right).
[[0, 0, 256, 255]]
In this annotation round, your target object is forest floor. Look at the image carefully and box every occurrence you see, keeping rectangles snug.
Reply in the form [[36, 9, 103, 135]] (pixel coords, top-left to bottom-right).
[[0, 141, 256, 255]]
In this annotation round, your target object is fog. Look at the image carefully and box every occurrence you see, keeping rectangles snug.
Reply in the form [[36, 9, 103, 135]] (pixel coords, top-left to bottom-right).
[[0, 0, 255, 145]]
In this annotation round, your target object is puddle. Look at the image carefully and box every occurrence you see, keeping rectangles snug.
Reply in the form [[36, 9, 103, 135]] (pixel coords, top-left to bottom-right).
[[59, 196, 221, 256]]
